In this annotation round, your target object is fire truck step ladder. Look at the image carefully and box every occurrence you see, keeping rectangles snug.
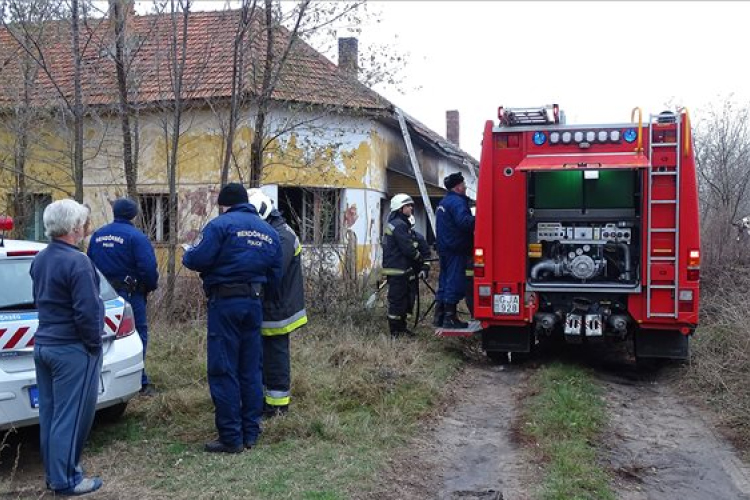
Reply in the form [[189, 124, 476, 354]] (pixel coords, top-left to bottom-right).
[[395, 107, 437, 235], [646, 112, 682, 319]]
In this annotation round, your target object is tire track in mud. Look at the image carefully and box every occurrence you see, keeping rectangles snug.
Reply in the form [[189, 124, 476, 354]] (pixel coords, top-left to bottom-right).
[[371, 362, 534, 500], [598, 365, 750, 500]]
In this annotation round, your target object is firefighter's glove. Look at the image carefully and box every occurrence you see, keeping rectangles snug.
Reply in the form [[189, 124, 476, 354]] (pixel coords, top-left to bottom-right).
[[418, 263, 430, 280]]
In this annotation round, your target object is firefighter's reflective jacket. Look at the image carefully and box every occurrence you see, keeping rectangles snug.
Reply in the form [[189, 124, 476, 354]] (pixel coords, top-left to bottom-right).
[[382, 211, 422, 276], [261, 211, 308, 336]]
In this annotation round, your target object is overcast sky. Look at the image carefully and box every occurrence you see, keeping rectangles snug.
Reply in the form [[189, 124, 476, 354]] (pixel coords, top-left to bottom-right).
[[167, 1, 750, 159], [354, 1, 750, 159]]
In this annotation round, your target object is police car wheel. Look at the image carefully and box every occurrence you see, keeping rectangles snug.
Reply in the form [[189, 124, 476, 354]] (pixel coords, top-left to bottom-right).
[[97, 402, 128, 423]]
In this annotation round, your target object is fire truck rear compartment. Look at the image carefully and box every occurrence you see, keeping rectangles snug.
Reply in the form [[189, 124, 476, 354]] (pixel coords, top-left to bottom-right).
[[526, 169, 641, 341]]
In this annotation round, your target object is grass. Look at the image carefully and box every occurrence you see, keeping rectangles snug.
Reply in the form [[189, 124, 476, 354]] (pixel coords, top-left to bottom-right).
[[521, 363, 614, 500], [73, 309, 461, 499]]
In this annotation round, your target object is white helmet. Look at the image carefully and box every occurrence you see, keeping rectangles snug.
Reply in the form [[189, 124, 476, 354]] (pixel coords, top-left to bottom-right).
[[247, 188, 274, 220], [390, 193, 414, 213]]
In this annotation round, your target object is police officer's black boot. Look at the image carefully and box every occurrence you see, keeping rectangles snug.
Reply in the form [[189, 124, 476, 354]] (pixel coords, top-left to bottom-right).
[[433, 302, 445, 328], [443, 303, 468, 329]]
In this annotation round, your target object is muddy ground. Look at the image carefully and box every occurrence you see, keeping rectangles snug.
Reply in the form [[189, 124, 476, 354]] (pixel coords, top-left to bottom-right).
[[374, 349, 750, 500]]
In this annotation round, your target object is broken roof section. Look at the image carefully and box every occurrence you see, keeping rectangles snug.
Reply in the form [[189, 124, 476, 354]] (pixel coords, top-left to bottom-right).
[[0, 8, 476, 169]]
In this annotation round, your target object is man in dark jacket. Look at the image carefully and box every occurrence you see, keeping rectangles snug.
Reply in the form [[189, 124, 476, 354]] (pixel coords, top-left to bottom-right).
[[435, 172, 475, 328], [247, 189, 307, 417], [382, 193, 425, 337], [183, 183, 283, 453], [88, 198, 159, 394], [31, 199, 104, 495]]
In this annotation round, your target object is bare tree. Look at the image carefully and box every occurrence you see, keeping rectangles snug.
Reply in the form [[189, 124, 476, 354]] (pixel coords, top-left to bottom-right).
[[220, 0, 257, 187], [1, 0, 96, 202], [695, 98, 750, 265]]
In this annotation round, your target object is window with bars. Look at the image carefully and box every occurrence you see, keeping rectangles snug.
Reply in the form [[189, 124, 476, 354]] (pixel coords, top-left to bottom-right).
[[7, 193, 52, 241], [139, 194, 172, 243], [278, 187, 341, 244]]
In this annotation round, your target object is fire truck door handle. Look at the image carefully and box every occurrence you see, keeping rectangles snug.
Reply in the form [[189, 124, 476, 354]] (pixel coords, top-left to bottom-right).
[[631, 106, 643, 153]]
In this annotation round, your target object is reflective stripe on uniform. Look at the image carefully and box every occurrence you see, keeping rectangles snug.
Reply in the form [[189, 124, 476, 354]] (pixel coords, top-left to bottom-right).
[[381, 268, 407, 276], [262, 309, 308, 336], [465, 269, 474, 277], [384, 223, 395, 236], [265, 390, 290, 407], [294, 243, 302, 257]]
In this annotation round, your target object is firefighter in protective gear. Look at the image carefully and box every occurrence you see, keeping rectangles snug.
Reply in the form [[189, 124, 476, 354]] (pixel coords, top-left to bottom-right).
[[382, 194, 425, 337], [435, 172, 475, 328], [87, 198, 159, 394], [247, 189, 307, 418], [183, 183, 283, 453]]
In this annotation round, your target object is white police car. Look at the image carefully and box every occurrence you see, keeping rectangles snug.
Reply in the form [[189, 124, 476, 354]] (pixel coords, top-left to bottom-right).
[[0, 219, 144, 430]]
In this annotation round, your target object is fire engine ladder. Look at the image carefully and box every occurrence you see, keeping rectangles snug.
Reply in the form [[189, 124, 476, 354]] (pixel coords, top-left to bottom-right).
[[645, 112, 682, 319], [395, 107, 436, 234]]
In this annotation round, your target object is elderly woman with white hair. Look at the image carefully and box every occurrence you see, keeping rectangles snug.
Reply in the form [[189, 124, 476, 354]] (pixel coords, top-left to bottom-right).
[[30, 199, 104, 496]]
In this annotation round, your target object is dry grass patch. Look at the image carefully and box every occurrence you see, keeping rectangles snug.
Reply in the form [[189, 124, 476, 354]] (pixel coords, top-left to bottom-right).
[[0, 310, 461, 499]]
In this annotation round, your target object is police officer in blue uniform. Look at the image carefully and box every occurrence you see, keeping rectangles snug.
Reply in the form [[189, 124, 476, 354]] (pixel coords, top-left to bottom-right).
[[435, 172, 475, 328], [88, 198, 159, 394], [183, 183, 283, 453]]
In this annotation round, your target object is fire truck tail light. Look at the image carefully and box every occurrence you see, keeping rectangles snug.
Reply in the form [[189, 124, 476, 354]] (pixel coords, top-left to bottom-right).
[[687, 249, 700, 268], [478, 286, 491, 297], [474, 248, 485, 277], [474, 248, 485, 267], [687, 269, 700, 281]]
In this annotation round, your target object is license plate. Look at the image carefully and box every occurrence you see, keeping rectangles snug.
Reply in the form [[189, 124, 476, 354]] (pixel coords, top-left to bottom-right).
[[29, 386, 39, 409], [28, 376, 105, 409], [494, 294, 520, 315]]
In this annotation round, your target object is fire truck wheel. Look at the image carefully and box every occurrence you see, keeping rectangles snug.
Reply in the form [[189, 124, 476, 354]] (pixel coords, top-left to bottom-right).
[[486, 351, 509, 365]]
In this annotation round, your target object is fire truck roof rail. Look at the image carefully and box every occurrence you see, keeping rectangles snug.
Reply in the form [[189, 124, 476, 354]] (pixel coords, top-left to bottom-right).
[[498, 104, 563, 126]]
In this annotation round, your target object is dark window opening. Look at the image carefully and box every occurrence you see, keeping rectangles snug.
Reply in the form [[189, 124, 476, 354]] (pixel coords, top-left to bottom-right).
[[278, 187, 341, 244], [139, 194, 171, 243]]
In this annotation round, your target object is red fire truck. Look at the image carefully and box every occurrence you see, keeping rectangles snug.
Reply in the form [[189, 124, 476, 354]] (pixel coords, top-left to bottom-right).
[[468, 105, 700, 362]]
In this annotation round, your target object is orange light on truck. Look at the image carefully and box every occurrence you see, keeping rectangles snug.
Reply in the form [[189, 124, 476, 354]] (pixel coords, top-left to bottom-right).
[[687, 249, 700, 268], [474, 248, 485, 277], [687, 249, 700, 281]]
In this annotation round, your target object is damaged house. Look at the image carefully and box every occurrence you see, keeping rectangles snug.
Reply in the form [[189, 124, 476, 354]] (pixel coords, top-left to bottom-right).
[[0, 6, 477, 275]]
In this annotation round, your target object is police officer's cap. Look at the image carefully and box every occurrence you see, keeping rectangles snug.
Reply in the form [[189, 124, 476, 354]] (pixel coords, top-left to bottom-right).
[[113, 198, 138, 220], [444, 172, 465, 190], [217, 183, 249, 207]]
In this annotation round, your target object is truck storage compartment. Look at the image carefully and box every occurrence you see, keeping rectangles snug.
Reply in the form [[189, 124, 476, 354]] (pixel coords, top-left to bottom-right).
[[526, 169, 642, 288]]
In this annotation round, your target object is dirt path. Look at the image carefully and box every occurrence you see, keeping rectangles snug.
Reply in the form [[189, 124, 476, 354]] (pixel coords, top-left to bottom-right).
[[374, 348, 750, 500], [371, 362, 534, 500], [599, 365, 750, 500]]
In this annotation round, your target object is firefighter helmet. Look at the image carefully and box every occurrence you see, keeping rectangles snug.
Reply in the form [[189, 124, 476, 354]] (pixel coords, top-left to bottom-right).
[[247, 188, 274, 220], [390, 193, 414, 213]]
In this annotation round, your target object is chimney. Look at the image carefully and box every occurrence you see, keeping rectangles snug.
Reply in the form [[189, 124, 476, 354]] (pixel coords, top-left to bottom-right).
[[446, 110, 460, 147], [338, 37, 359, 78]]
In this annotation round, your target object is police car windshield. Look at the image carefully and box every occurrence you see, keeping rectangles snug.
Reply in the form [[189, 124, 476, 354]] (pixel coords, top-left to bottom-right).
[[0, 259, 34, 310], [0, 259, 119, 310]]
